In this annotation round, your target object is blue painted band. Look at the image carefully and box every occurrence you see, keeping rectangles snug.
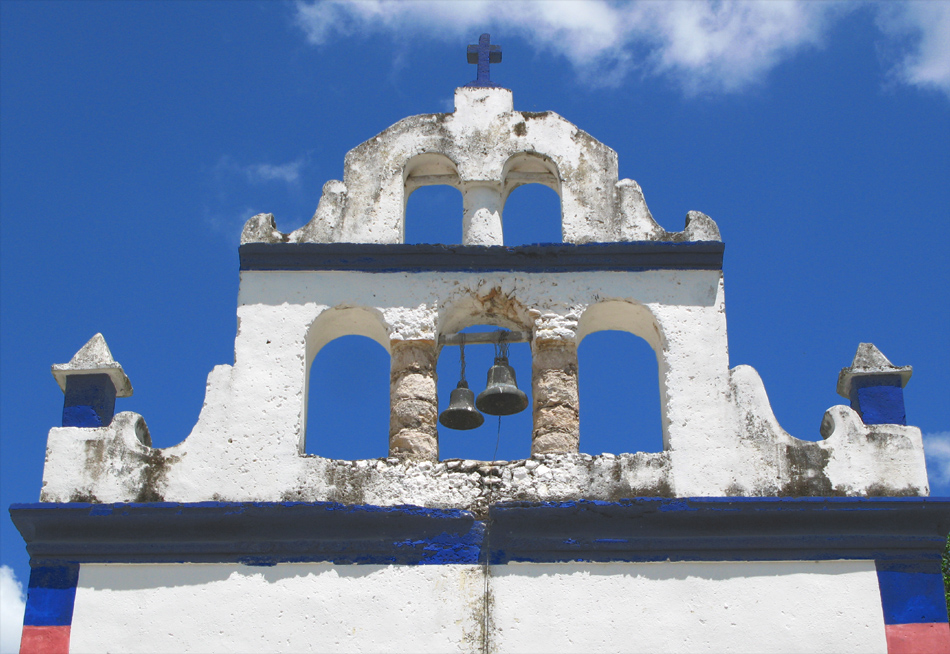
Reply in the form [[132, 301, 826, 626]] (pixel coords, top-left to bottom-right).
[[10, 498, 950, 567], [850, 374, 904, 390], [62, 405, 102, 428], [876, 560, 949, 624], [62, 374, 116, 428], [11, 502, 483, 566], [485, 498, 950, 564], [852, 385, 907, 425], [23, 565, 78, 627], [238, 242, 725, 273]]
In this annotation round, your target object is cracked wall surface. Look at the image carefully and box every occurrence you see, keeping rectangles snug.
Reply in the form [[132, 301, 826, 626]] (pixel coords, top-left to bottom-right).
[[40, 84, 930, 509], [40, 267, 928, 507]]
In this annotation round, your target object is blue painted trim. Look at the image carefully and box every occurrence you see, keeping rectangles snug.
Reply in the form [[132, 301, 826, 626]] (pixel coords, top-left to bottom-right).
[[851, 383, 907, 426], [23, 565, 78, 627], [62, 373, 116, 427], [238, 242, 725, 273], [486, 498, 950, 564], [10, 498, 950, 568], [851, 374, 904, 391], [10, 502, 483, 566], [876, 560, 949, 624]]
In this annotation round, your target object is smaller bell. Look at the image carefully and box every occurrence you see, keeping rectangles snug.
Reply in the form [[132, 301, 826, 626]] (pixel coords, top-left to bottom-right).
[[439, 381, 485, 430], [476, 356, 529, 416]]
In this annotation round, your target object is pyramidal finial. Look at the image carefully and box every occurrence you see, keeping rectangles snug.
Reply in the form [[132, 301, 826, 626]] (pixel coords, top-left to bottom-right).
[[836, 342, 911, 399], [850, 342, 894, 370], [68, 333, 117, 367], [52, 333, 133, 397]]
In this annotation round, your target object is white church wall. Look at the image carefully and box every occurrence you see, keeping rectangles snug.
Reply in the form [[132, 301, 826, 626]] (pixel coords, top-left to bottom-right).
[[67, 560, 886, 654], [14, 37, 948, 654], [71, 563, 484, 654], [38, 265, 928, 506], [491, 560, 887, 654]]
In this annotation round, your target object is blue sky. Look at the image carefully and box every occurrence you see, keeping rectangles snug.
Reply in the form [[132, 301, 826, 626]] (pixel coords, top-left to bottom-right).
[[1, 1, 948, 646]]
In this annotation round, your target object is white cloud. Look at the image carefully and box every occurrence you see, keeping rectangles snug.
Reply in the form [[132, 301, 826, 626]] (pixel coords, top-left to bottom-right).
[[292, 0, 843, 93], [212, 156, 306, 186], [924, 431, 950, 496], [631, 1, 844, 93], [293, 1, 950, 98], [875, 1, 950, 99], [245, 160, 305, 185], [0, 566, 25, 654]]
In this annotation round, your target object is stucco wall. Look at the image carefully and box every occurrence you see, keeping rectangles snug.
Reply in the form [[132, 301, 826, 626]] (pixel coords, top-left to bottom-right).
[[69, 560, 886, 654], [39, 265, 928, 507], [39, 82, 930, 507]]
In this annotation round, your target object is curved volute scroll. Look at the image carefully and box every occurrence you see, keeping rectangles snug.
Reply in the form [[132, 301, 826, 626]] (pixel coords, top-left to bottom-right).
[[616, 180, 722, 243]]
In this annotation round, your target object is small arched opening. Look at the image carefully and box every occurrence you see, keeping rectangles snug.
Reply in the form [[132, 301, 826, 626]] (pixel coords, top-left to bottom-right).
[[405, 185, 464, 245], [403, 153, 463, 245], [501, 152, 562, 245], [577, 301, 667, 455], [304, 308, 391, 459]]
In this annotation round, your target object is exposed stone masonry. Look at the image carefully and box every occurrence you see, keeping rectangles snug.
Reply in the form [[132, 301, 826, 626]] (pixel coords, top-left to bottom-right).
[[531, 339, 580, 455], [389, 341, 439, 461]]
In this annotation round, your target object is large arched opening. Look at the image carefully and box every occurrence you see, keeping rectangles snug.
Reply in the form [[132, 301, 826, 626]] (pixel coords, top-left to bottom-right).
[[577, 301, 668, 455], [303, 307, 390, 459], [577, 331, 663, 455], [437, 293, 535, 462]]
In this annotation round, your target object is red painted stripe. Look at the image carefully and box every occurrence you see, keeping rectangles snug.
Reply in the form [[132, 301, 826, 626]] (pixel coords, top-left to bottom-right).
[[19, 625, 70, 654], [886, 623, 950, 654]]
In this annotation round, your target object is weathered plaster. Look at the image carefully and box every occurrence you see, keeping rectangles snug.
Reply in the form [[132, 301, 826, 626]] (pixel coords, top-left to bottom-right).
[[68, 560, 886, 654], [40, 266, 928, 507], [41, 83, 931, 510], [240, 87, 720, 246], [51, 333, 132, 397]]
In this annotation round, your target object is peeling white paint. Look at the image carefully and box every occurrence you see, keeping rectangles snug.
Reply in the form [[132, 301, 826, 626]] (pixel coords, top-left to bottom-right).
[[42, 84, 930, 506], [240, 87, 713, 246], [40, 266, 928, 504]]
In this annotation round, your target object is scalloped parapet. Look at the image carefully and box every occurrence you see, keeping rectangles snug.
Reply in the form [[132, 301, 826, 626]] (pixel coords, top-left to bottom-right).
[[241, 87, 721, 246], [38, 269, 929, 505], [40, 87, 929, 509]]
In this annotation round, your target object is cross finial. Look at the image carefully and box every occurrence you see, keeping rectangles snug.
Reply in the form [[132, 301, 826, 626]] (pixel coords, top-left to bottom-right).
[[466, 33, 502, 88]]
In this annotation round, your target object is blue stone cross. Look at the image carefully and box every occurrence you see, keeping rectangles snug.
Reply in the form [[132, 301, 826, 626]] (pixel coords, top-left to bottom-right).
[[466, 33, 502, 88]]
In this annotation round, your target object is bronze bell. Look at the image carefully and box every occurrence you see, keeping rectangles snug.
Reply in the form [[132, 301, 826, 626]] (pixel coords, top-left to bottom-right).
[[439, 381, 485, 430], [476, 356, 529, 416]]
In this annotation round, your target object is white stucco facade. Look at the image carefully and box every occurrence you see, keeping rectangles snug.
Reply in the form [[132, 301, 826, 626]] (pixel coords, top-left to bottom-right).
[[40, 265, 927, 506], [70, 560, 887, 654], [17, 73, 948, 654], [37, 86, 929, 509]]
